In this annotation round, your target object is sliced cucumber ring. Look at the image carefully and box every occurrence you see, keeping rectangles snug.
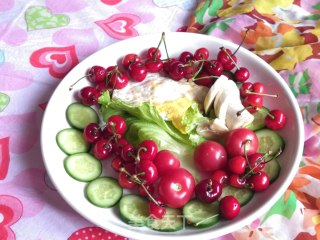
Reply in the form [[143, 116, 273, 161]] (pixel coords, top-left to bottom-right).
[[56, 128, 90, 155], [64, 153, 102, 182], [119, 195, 149, 227], [148, 207, 183, 232], [66, 102, 99, 129], [255, 128, 285, 155], [86, 177, 122, 208], [183, 199, 219, 228]]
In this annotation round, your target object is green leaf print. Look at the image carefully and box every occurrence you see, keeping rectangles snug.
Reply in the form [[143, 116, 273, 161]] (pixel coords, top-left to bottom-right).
[[261, 190, 297, 224], [305, 14, 320, 20], [313, 3, 320, 10], [0, 93, 10, 112], [288, 70, 311, 96], [195, 0, 210, 24], [205, 18, 235, 34], [317, 102, 320, 113], [299, 70, 311, 94], [208, 0, 223, 17]]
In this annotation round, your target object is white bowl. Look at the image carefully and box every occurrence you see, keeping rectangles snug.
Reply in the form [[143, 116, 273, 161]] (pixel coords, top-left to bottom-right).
[[41, 32, 304, 240]]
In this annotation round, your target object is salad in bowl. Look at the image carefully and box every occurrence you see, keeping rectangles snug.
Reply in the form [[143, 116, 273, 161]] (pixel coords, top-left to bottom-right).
[[41, 32, 304, 240]]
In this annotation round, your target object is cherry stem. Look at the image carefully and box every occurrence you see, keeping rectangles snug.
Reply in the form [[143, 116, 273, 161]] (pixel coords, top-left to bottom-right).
[[220, 47, 239, 70], [119, 167, 159, 206], [69, 74, 91, 91], [232, 29, 249, 56], [192, 75, 219, 82], [257, 107, 275, 120], [162, 32, 170, 60], [245, 90, 278, 98], [135, 147, 147, 163], [194, 214, 219, 227], [237, 106, 258, 116], [191, 60, 205, 80], [243, 140, 253, 172]]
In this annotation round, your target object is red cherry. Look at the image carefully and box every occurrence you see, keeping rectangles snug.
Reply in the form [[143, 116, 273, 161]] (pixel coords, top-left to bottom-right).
[[265, 109, 286, 130], [112, 138, 129, 156], [243, 94, 263, 112], [234, 67, 250, 83], [87, 65, 106, 84], [137, 140, 158, 162], [195, 179, 222, 203], [153, 150, 180, 176], [108, 71, 129, 89], [194, 47, 209, 60], [163, 58, 178, 73], [121, 144, 136, 163], [78, 86, 100, 106], [137, 184, 155, 198], [111, 156, 123, 172], [217, 48, 237, 71], [247, 153, 265, 172], [193, 70, 215, 87], [122, 53, 141, 69], [148, 200, 166, 220], [240, 82, 265, 98], [228, 174, 247, 188], [129, 61, 147, 82], [145, 59, 163, 73], [211, 170, 228, 186], [179, 51, 194, 64], [118, 172, 136, 189], [183, 63, 198, 79], [146, 47, 161, 60], [227, 156, 246, 175], [204, 59, 224, 76], [248, 171, 270, 191], [169, 61, 185, 81], [219, 196, 240, 219], [83, 123, 102, 144], [106, 115, 126, 136], [92, 139, 112, 160], [135, 161, 158, 185]]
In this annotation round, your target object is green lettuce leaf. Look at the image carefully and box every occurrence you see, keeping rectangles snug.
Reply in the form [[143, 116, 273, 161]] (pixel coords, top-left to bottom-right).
[[107, 99, 203, 146], [182, 102, 207, 134], [124, 117, 199, 181]]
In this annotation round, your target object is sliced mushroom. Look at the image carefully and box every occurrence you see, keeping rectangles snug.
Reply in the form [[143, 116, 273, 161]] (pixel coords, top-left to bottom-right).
[[203, 75, 228, 114], [214, 80, 239, 124], [196, 118, 229, 140], [225, 99, 254, 130]]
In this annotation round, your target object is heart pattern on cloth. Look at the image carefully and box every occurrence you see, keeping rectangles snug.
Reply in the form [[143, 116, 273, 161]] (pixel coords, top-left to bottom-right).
[[0, 63, 33, 91], [0, 0, 14, 12], [25, 6, 70, 31], [0, 137, 10, 180], [0, 112, 38, 154], [30, 46, 78, 79], [69, 227, 128, 240], [45, 0, 87, 14], [0, 23, 28, 46], [95, 13, 140, 40], [0, 50, 4, 64], [153, 0, 197, 10], [52, 28, 99, 59], [0, 93, 10, 112], [101, 0, 122, 5], [0, 195, 23, 240]]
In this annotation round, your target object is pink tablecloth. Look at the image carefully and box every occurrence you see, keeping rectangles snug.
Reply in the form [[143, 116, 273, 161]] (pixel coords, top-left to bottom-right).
[[1, 1, 319, 240]]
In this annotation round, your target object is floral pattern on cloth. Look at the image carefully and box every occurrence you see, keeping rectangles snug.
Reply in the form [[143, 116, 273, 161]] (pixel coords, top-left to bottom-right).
[[187, 0, 320, 239], [0, 0, 319, 239]]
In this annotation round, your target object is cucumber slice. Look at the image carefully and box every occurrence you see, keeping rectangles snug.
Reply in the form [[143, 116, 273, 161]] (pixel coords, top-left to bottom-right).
[[64, 153, 102, 182], [148, 207, 183, 232], [183, 200, 219, 228], [86, 177, 122, 208], [56, 128, 90, 155], [219, 185, 254, 206], [255, 128, 285, 155], [245, 106, 269, 131], [119, 195, 149, 227], [66, 102, 99, 129], [263, 158, 281, 183]]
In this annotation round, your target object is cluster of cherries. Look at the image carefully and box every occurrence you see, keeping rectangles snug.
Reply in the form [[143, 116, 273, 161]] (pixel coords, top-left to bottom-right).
[[74, 32, 288, 222], [83, 114, 178, 220]]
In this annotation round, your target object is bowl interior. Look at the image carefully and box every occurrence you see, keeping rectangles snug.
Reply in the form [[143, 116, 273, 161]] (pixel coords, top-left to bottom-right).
[[41, 32, 304, 240]]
